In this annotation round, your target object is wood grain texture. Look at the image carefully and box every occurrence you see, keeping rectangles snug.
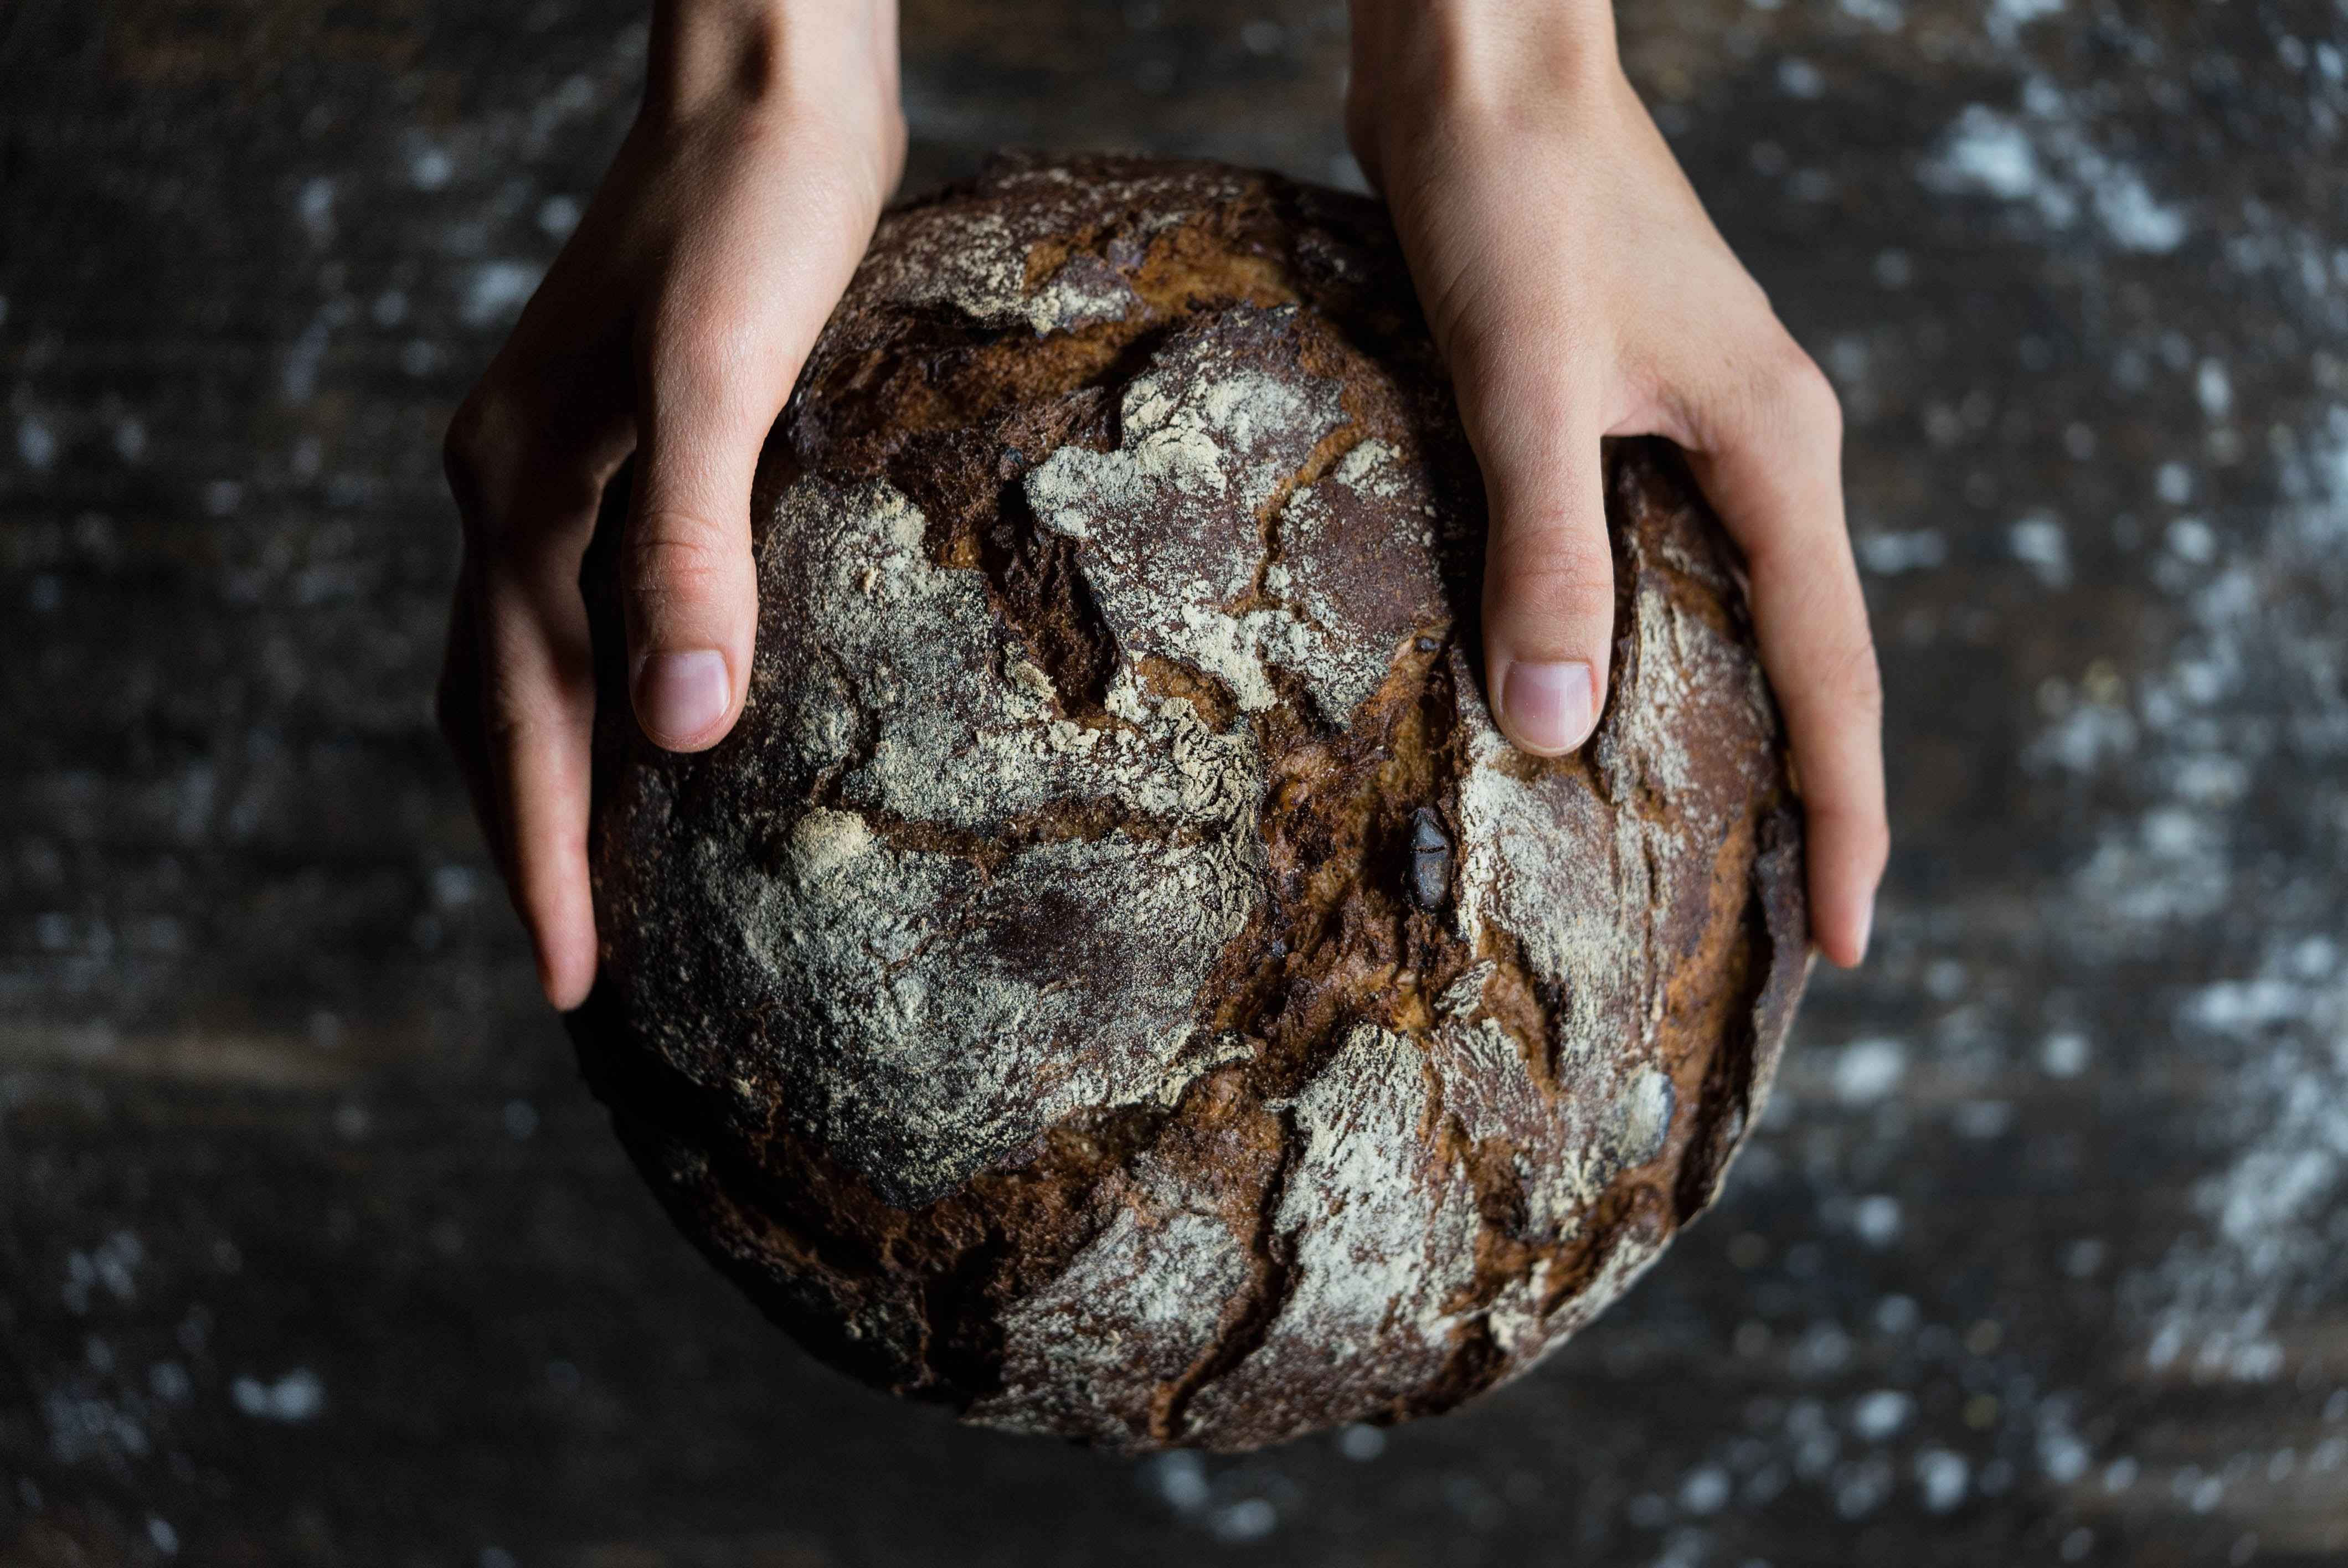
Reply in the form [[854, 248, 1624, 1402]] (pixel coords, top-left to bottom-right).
[[4, 0, 2346, 1562]]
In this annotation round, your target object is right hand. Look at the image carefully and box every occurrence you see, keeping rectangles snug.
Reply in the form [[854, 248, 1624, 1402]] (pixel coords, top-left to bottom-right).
[[437, 0, 905, 1010]]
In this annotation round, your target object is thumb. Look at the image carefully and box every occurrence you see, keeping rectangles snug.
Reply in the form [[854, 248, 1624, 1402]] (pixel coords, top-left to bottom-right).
[[1466, 378, 1617, 757], [622, 306, 800, 753]]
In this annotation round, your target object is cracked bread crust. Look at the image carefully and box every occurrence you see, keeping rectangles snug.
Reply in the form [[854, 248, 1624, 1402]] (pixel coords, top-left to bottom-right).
[[567, 153, 1810, 1453]]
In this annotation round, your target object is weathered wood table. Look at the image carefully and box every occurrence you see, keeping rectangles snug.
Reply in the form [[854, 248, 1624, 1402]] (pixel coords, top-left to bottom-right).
[[4, 2, 2345, 1563]]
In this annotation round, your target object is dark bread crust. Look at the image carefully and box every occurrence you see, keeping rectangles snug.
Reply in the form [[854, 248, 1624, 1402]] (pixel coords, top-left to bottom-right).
[[568, 153, 1809, 1452]]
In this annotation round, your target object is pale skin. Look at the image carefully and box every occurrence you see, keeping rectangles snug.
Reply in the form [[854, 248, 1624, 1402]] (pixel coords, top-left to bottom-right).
[[439, 0, 1888, 1012]]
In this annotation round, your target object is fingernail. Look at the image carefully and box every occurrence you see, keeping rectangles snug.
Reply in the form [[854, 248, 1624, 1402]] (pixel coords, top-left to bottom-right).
[[634, 649, 730, 745], [1500, 660, 1595, 754], [1852, 895, 1876, 966]]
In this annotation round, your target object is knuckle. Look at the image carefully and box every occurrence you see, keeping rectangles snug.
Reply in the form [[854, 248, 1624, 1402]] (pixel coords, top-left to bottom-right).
[[478, 679, 553, 751], [1798, 630, 1884, 736], [444, 391, 611, 559], [1762, 338, 1843, 445], [624, 512, 742, 607], [1830, 635, 1885, 721], [1486, 525, 1616, 622], [441, 393, 498, 484], [442, 390, 523, 528], [1716, 335, 1842, 453]]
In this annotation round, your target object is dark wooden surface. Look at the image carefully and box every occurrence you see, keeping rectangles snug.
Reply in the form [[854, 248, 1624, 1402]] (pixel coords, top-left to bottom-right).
[[5, 2, 2347, 1563]]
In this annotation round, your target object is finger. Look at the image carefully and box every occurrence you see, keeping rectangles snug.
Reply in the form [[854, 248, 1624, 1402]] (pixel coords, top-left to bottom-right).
[[445, 387, 611, 1009], [623, 192, 864, 752], [1682, 346, 1887, 967], [1451, 336, 1618, 757], [620, 336, 770, 752], [473, 524, 602, 1010]]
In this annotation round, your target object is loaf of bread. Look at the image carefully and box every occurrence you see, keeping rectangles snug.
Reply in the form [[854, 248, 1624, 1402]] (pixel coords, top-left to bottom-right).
[[568, 154, 1809, 1452]]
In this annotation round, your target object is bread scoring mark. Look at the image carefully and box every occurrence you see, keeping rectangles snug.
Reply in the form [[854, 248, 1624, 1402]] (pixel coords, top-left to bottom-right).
[[1161, 989, 1681, 1445], [1277, 1026, 1474, 1342], [707, 474, 1279, 1203], [1428, 1010, 1602, 1235], [762, 475, 1263, 837], [965, 1155, 1253, 1443], [853, 157, 1260, 336], [1178, 1024, 1483, 1441], [854, 207, 1141, 335], [1270, 437, 1451, 724], [1455, 704, 1656, 1074], [1025, 314, 1444, 729], [1024, 310, 1336, 714]]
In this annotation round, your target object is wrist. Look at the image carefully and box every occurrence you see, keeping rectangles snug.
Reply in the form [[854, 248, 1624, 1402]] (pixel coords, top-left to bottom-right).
[[1347, 0, 1622, 157], [644, 0, 900, 131]]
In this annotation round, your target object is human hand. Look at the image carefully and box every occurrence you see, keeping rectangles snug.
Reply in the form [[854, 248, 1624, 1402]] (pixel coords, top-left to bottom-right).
[[1346, 0, 1887, 966], [438, 0, 904, 1008]]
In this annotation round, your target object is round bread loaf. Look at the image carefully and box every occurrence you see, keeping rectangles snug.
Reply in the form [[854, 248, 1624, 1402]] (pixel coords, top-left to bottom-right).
[[568, 154, 1810, 1452]]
